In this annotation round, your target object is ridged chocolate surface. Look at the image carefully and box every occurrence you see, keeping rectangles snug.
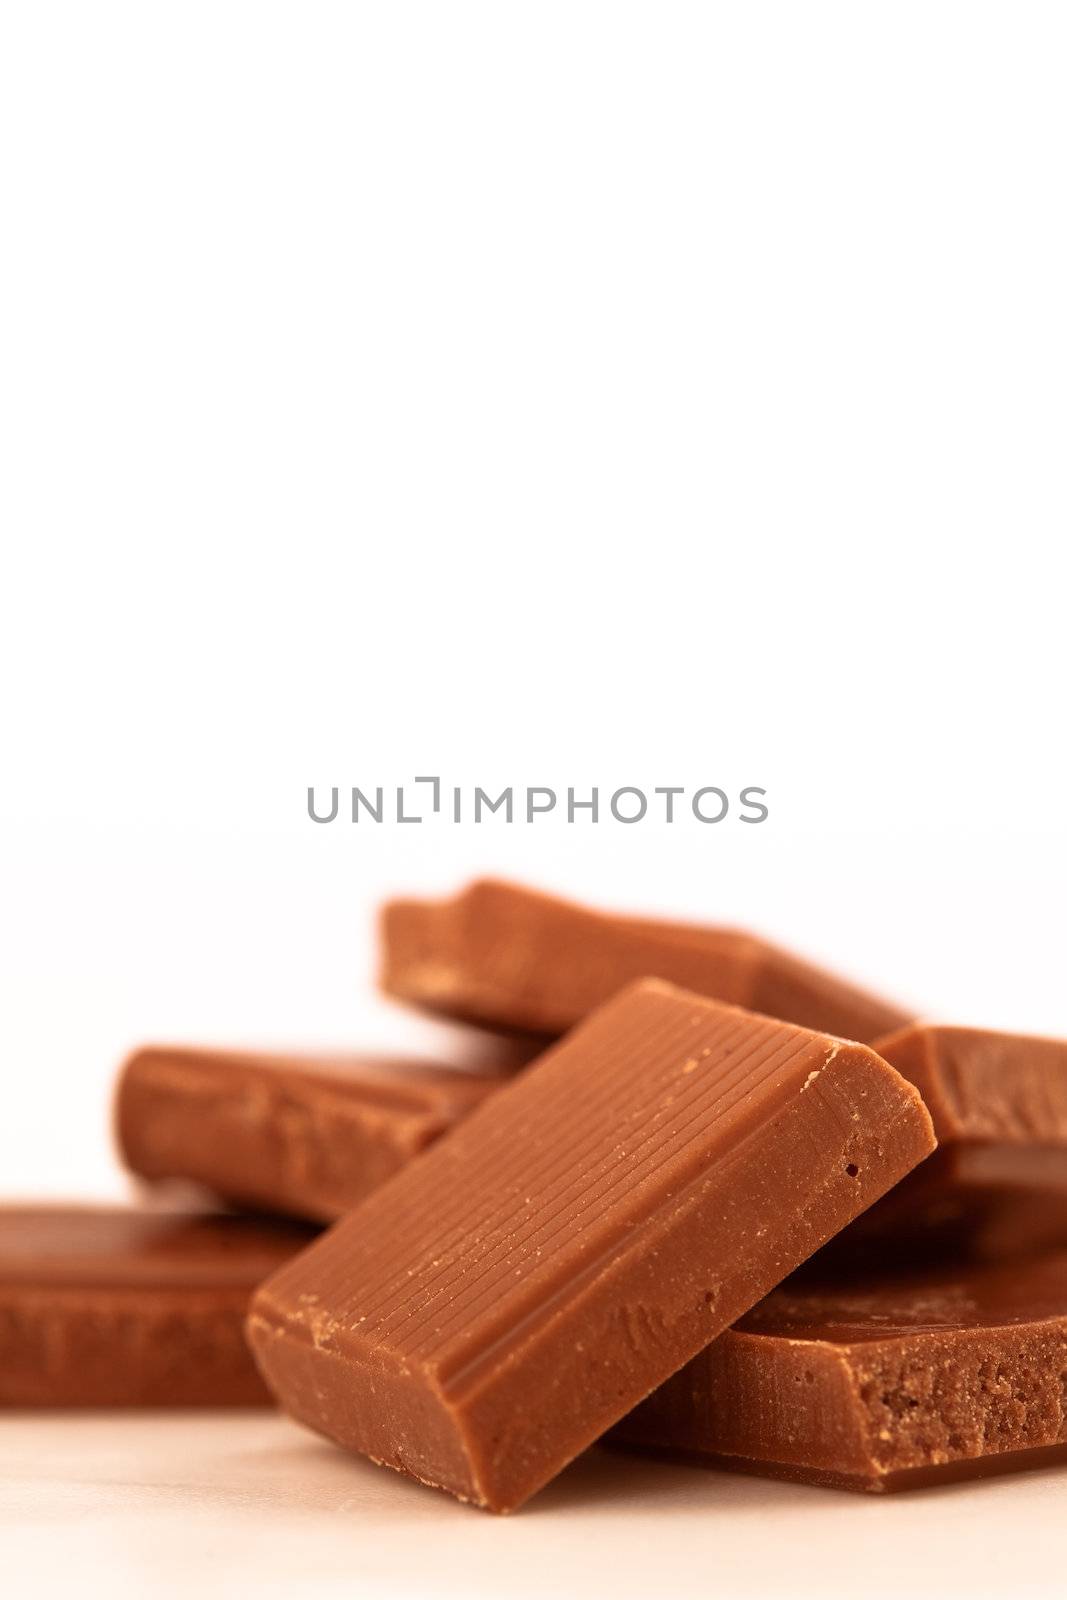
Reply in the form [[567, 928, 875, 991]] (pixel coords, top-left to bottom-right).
[[614, 1253, 1067, 1491], [247, 980, 934, 1511], [117, 1048, 501, 1222], [380, 878, 910, 1043], [0, 1207, 314, 1406]]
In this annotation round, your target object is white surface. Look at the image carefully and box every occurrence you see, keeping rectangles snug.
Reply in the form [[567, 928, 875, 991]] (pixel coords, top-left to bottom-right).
[[3, 3, 1067, 1199], [2, 5, 1067, 1596], [2, 1413, 1066, 1600]]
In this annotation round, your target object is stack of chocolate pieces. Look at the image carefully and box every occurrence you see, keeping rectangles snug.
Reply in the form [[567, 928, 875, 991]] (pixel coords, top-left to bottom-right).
[[8, 879, 1067, 1510]]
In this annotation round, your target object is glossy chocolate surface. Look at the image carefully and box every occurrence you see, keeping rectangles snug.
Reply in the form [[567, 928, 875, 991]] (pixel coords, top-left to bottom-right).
[[614, 1253, 1067, 1490], [247, 981, 933, 1510], [381, 878, 910, 1043], [0, 1207, 314, 1406], [875, 1023, 1067, 1144], [118, 1048, 500, 1222]]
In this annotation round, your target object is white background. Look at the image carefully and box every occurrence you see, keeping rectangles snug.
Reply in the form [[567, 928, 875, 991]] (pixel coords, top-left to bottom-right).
[[1, 5, 1065, 1596]]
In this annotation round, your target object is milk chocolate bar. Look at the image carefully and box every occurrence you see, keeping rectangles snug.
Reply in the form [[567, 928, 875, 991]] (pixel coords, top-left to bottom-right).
[[613, 1253, 1067, 1491], [247, 980, 934, 1511], [0, 1207, 314, 1406], [117, 1048, 501, 1223], [825, 1145, 1067, 1265], [832, 1024, 1067, 1261], [381, 878, 909, 1043], [874, 1023, 1067, 1143]]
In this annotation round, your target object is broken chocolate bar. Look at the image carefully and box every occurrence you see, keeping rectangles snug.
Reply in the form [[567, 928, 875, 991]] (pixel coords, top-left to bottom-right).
[[381, 878, 909, 1043], [613, 1253, 1067, 1491], [824, 1145, 1067, 1266], [873, 1022, 1067, 1144], [0, 1206, 314, 1406], [830, 1024, 1067, 1261], [247, 980, 934, 1511], [117, 1048, 501, 1222]]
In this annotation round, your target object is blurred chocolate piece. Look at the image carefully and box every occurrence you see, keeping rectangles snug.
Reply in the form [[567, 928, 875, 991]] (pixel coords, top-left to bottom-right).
[[830, 1025, 1067, 1262], [874, 1023, 1067, 1143], [117, 1048, 502, 1223], [381, 878, 909, 1043], [247, 980, 934, 1511], [825, 1145, 1067, 1265], [613, 1253, 1067, 1491], [0, 1206, 314, 1406]]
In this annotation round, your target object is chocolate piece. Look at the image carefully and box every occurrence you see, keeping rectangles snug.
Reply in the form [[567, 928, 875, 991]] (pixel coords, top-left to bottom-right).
[[247, 980, 934, 1511], [829, 1024, 1067, 1262], [613, 1254, 1067, 1491], [824, 1145, 1067, 1266], [117, 1048, 501, 1223], [381, 878, 909, 1043], [873, 1023, 1067, 1143], [0, 1207, 314, 1406]]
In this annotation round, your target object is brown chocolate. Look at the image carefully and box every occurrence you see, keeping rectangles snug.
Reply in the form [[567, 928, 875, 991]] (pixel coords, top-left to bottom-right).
[[829, 1024, 1067, 1262], [246, 980, 934, 1511], [381, 878, 909, 1043], [0, 1206, 314, 1406], [117, 1048, 501, 1223], [823, 1145, 1067, 1266], [613, 1253, 1067, 1491], [873, 1022, 1067, 1143]]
